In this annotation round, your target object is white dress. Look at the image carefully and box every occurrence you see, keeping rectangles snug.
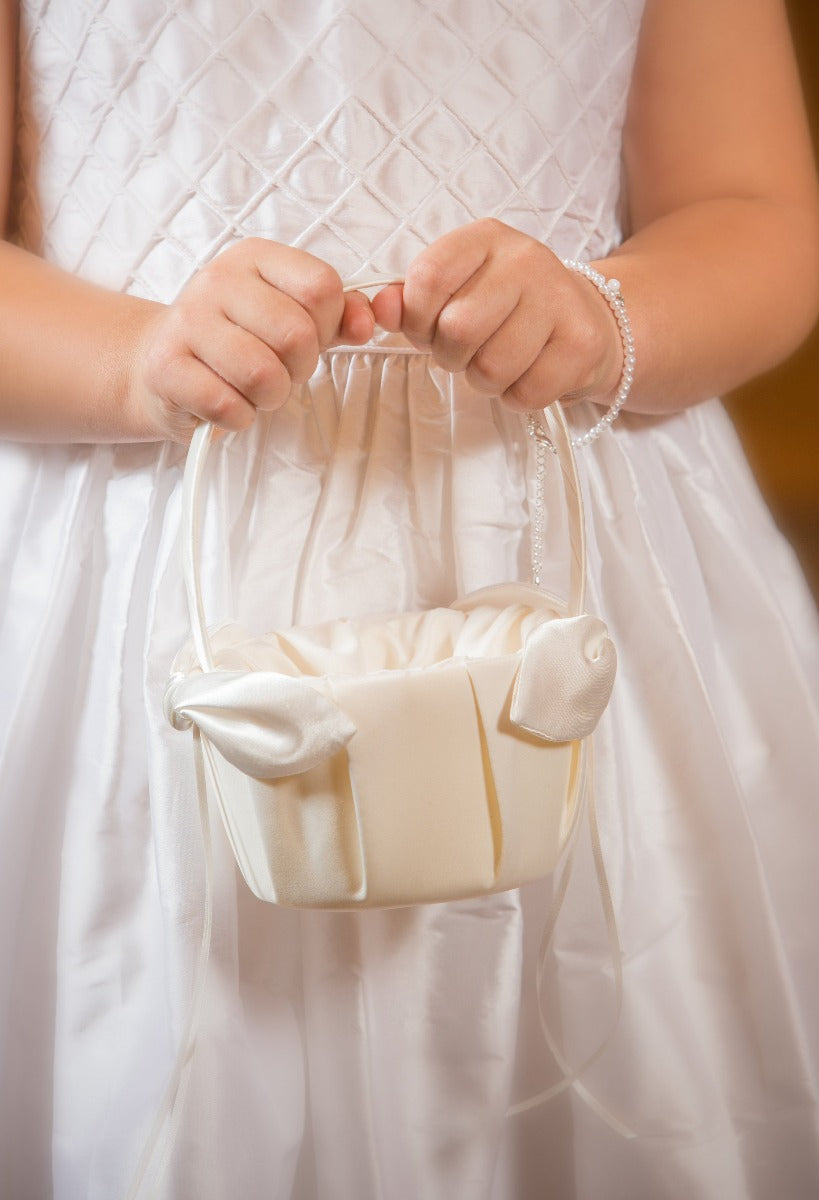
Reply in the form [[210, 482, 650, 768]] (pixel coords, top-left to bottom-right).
[[3, 2, 819, 1198]]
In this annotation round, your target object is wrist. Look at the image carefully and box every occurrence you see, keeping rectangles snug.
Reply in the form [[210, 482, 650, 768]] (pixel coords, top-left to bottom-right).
[[562, 259, 636, 444], [118, 298, 174, 441]]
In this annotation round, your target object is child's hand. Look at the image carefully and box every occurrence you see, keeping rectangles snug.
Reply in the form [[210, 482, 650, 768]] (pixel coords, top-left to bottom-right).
[[131, 241, 374, 441], [371, 219, 622, 411]]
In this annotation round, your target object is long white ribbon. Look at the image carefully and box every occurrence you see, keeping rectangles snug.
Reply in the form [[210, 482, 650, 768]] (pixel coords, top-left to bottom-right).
[[506, 742, 635, 1137]]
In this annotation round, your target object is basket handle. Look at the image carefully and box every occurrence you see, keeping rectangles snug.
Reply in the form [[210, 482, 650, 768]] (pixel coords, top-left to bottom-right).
[[181, 278, 588, 674]]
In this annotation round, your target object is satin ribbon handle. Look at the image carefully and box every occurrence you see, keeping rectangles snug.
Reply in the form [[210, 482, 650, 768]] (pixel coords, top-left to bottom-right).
[[164, 669, 357, 779], [181, 284, 588, 676]]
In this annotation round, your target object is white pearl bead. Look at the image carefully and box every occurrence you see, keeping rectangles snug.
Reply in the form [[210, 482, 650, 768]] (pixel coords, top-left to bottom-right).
[[558, 256, 636, 448]]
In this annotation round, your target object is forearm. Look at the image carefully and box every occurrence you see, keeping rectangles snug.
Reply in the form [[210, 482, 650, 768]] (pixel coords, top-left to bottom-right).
[[0, 241, 163, 440], [596, 192, 819, 414]]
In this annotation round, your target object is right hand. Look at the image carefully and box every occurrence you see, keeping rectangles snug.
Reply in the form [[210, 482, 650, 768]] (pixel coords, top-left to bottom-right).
[[130, 240, 374, 442]]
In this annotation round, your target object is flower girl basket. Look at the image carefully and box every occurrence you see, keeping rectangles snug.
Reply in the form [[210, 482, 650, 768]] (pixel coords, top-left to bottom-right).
[[165, 394, 616, 909]]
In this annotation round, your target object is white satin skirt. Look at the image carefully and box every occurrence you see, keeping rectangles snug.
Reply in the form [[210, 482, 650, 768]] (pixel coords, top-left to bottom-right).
[[1, 344, 819, 1200]]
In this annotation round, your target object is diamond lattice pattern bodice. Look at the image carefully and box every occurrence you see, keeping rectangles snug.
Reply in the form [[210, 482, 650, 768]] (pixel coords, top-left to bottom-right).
[[14, 0, 644, 301]]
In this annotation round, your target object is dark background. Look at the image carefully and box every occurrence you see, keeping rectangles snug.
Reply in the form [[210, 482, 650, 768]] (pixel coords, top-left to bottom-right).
[[725, 0, 819, 599]]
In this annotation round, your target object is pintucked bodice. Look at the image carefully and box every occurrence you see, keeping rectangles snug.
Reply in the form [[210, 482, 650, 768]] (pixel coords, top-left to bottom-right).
[[13, 0, 645, 300]]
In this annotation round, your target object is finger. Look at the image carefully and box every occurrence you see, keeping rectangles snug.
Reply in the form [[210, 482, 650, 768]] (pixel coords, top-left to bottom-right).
[[370, 283, 403, 333], [152, 353, 257, 436], [496, 333, 590, 412], [400, 226, 492, 346], [187, 312, 295, 412], [431, 264, 522, 373], [249, 241, 346, 347], [497, 283, 623, 410], [460, 287, 557, 394], [220, 279, 321, 387]]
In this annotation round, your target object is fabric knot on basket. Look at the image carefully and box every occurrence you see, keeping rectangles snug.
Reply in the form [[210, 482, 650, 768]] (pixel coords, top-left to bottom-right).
[[163, 669, 357, 778]]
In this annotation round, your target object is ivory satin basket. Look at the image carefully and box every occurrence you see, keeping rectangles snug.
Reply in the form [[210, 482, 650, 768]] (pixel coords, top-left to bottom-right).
[[165, 400, 616, 909]]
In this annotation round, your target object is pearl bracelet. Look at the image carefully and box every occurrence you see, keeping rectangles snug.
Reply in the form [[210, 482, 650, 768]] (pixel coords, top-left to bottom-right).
[[560, 258, 636, 447]]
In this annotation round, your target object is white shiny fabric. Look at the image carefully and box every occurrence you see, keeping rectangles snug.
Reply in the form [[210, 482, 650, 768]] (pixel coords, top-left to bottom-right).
[[3, 1, 819, 1198], [511, 613, 617, 741], [164, 667, 358, 777]]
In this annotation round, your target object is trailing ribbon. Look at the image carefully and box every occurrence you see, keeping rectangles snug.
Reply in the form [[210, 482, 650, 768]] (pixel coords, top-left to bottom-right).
[[506, 742, 636, 1138], [163, 669, 357, 778]]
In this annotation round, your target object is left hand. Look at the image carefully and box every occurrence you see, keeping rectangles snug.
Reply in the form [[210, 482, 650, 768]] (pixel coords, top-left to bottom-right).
[[372, 219, 623, 411]]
